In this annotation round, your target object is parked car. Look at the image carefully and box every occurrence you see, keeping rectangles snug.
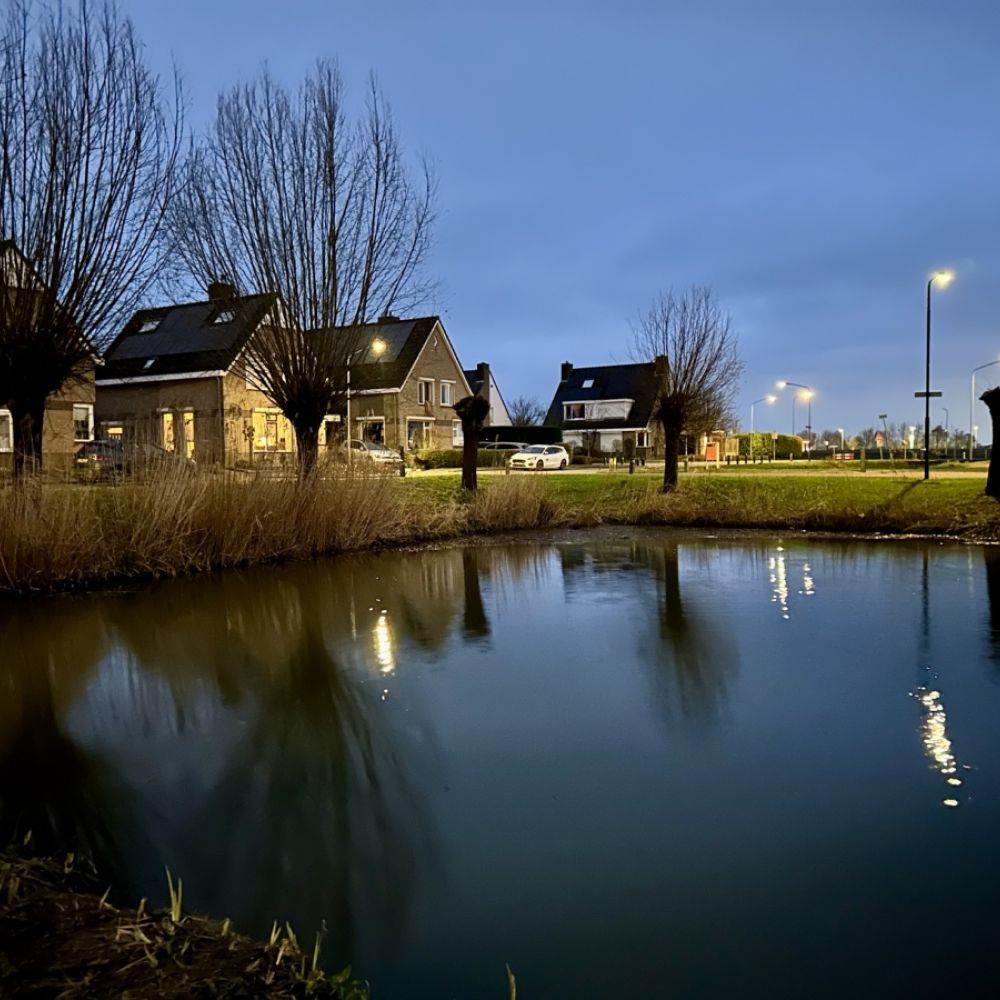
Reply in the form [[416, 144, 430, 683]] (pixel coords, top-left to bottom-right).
[[508, 444, 570, 471], [75, 440, 196, 480], [341, 439, 404, 466], [479, 441, 529, 452]]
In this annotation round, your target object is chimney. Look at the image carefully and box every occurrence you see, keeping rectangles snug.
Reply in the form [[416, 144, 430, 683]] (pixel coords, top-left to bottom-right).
[[377, 312, 400, 324], [476, 362, 490, 398], [208, 280, 236, 301], [560, 361, 573, 382]]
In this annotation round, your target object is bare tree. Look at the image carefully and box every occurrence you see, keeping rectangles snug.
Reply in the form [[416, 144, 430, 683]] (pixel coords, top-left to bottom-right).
[[454, 394, 489, 492], [508, 395, 546, 427], [0, 0, 183, 477], [170, 63, 434, 474], [631, 286, 743, 492]]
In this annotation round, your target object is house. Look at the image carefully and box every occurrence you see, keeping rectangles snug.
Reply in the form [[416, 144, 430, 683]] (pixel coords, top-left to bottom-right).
[[341, 315, 474, 452], [462, 362, 512, 427], [544, 360, 662, 458], [0, 242, 96, 474], [95, 286, 473, 464]]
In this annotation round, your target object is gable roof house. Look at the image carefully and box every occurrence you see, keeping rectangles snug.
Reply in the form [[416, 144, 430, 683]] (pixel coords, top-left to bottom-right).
[[0, 242, 97, 475], [544, 361, 663, 458], [339, 315, 473, 452], [462, 362, 512, 427], [96, 290, 473, 466]]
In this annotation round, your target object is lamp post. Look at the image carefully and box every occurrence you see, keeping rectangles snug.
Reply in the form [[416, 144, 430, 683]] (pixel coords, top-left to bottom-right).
[[345, 337, 388, 465], [777, 380, 814, 454], [941, 407, 949, 460], [837, 427, 845, 453], [970, 359, 1000, 463], [921, 270, 954, 479], [750, 395, 777, 460]]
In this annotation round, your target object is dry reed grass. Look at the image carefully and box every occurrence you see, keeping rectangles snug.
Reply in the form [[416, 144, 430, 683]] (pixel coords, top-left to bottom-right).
[[0, 469, 566, 594]]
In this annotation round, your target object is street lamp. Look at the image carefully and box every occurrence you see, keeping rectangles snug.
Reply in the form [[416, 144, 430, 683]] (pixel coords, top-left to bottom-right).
[[345, 336, 388, 464], [970, 358, 1000, 463], [920, 270, 954, 479], [941, 407, 949, 460], [750, 395, 777, 459], [777, 380, 814, 454], [837, 427, 845, 452]]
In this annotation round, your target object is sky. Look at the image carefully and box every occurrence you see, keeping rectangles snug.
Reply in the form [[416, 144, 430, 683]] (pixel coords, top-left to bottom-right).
[[125, 0, 1000, 442]]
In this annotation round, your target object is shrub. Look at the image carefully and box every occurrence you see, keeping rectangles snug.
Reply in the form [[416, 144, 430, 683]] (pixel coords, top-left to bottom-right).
[[413, 449, 509, 469]]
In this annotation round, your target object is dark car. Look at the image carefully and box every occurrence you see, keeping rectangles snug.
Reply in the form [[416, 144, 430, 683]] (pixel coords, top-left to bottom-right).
[[75, 440, 196, 480]]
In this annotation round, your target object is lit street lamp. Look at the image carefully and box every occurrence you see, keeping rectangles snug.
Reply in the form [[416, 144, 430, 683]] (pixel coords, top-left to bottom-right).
[[970, 358, 1000, 463], [345, 336, 388, 464], [750, 395, 777, 458], [777, 380, 814, 454], [919, 270, 953, 479]]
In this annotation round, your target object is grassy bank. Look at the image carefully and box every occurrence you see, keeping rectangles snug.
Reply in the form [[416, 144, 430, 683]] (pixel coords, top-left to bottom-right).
[[2, 468, 999, 594], [0, 851, 368, 998]]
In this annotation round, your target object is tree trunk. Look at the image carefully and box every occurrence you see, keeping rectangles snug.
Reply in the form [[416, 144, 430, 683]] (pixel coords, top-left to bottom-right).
[[11, 398, 45, 479], [981, 387, 1000, 498], [455, 395, 490, 492], [660, 418, 681, 493], [296, 422, 320, 480]]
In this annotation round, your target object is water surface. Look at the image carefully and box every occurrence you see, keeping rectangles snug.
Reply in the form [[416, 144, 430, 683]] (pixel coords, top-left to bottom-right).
[[3, 530, 1000, 998]]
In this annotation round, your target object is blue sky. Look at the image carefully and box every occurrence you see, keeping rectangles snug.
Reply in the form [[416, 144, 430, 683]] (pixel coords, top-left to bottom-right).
[[128, 0, 1000, 441]]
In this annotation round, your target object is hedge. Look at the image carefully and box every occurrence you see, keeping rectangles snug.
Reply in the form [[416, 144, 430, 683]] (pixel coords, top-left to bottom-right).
[[413, 449, 511, 469]]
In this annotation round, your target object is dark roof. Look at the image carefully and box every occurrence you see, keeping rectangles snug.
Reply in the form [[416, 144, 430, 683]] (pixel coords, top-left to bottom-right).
[[544, 362, 658, 429], [99, 294, 278, 380], [463, 369, 484, 394], [340, 316, 446, 392]]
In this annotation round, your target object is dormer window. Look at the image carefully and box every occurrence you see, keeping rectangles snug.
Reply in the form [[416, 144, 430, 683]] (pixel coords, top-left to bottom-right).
[[137, 318, 160, 333], [582, 378, 594, 389], [143, 358, 156, 370], [212, 309, 236, 325]]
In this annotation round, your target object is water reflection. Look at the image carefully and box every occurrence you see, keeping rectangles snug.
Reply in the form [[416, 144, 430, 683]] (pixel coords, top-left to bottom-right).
[[768, 544, 815, 620]]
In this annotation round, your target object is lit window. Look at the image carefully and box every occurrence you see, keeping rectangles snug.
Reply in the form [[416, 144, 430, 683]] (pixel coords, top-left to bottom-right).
[[161, 411, 175, 452], [418, 380, 434, 405], [564, 403, 585, 420], [452, 420, 463, 446], [73, 404, 94, 442], [582, 378, 594, 389], [182, 410, 195, 460], [440, 381, 454, 406], [0, 409, 11, 452], [212, 309, 236, 325], [137, 317, 160, 333], [251, 409, 294, 452]]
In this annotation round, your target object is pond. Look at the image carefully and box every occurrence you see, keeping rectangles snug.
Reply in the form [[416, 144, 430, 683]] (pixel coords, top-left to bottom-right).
[[3, 529, 1000, 997]]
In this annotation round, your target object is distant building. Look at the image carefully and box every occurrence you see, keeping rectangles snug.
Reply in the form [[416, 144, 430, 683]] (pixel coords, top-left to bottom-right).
[[544, 360, 662, 458], [462, 362, 512, 426]]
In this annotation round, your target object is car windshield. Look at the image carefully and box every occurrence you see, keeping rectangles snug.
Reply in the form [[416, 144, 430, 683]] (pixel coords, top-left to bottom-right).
[[524, 445, 545, 454]]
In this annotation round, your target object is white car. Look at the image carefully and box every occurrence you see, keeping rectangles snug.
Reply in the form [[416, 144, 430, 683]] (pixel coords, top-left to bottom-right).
[[342, 439, 403, 466], [508, 444, 570, 471]]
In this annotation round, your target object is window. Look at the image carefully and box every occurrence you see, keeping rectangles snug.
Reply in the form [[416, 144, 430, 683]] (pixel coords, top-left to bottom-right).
[[407, 419, 432, 450], [440, 381, 454, 406], [103, 423, 124, 440], [0, 409, 11, 452], [137, 318, 160, 333], [182, 410, 195, 460], [417, 379, 434, 405], [143, 358, 156, 370], [252, 409, 294, 452], [452, 420, 464, 446], [73, 404, 94, 442], [161, 411, 176, 452], [212, 309, 236, 325], [636, 430, 649, 448], [564, 403, 585, 420], [582, 378, 594, 389]]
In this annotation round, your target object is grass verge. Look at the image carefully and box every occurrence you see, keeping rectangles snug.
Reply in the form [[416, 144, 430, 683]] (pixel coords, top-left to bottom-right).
[[2, 468, 999, 595]]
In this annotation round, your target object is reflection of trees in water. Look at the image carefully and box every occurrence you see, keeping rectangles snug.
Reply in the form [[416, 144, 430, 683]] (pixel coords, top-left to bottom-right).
[[984, 547, 1000, 665], [632, 541, 739, 723], [0, 599, 144, 884]]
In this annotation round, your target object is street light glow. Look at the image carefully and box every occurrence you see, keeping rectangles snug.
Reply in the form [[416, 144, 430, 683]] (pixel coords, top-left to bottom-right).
[[798, 389, 814, 401], [775, 380, 787, 390], [931, 270, 955, 289], [766, 394, 777, 404], [371, 337, 388, 357]]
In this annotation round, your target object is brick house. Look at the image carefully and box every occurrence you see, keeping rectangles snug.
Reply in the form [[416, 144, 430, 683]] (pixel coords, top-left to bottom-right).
[[338, 315, 474, 452], [0, 241, 97, 475], [544, 360, 663, 459], [96, 287, 474, 464]]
